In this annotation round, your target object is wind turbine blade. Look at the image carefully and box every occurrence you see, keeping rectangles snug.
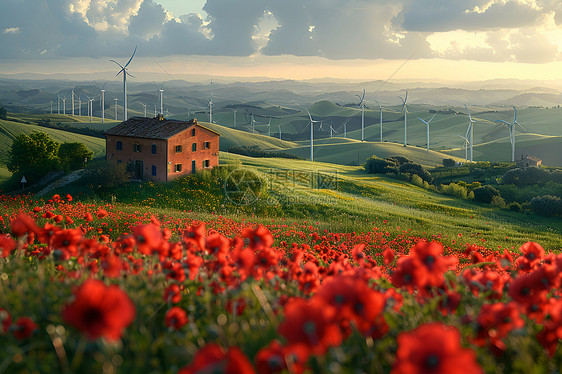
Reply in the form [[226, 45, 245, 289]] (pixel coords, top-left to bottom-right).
[[417, 117, 429, 126], [465, 123, 471, 139], [513, 106, 517, 123], [515, 121, 527, 132], [306, 108, 313, 122], [126, 72, 135, 78], [399, 96, 406, 105], [124, 46, 137, 68], [496, 120, 511, 126], [464, 104, 473, 122], [110, 60, 125, 70], [404, 90, 408, 103], [102, 81, 107, 90], [428, 114, 436, 123], [361, 89, 365, 102]]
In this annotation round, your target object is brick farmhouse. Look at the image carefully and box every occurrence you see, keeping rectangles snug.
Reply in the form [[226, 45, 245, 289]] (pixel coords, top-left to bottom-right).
[[105, 116, 220, 182]]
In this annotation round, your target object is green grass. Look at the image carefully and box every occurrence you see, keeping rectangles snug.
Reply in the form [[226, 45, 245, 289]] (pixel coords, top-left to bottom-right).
[[53, 152, 562, 251]]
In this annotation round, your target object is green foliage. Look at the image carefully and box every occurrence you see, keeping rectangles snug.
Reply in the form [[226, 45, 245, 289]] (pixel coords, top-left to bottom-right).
[[440, 182, 470, 200], [399, 162, 434, 183], [530, 195, 562, 217], [0, 106, 7, 119], [81, 161, 132, 190], [508, 202, 522, 212], [442, 158, 456, 167], [363, 156, 398, 174], [491, 195, 506, 209], [472, 185, 501, 204], [226, 145, 302, 159], [58, 142, 93, 171], [502, 167, 562, 186], [7, 132, 60, 183]]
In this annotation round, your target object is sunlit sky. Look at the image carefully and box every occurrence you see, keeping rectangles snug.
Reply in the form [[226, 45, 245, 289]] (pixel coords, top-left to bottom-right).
[[2, 0, 562, 82]]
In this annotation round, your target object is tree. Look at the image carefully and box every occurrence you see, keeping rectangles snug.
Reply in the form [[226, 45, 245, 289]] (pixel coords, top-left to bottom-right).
[[443, 158, 456, 168], [399, 162, 434, 183], [364, 156, 398, 174], [0, 106, 7, 119], [58, 142, 93, 171], [7, 132, 60, 183], [472, 185, 501, 204]]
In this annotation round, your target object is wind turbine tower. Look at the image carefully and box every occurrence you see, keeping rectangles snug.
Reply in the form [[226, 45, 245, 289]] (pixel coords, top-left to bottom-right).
[[141, 103, 147, 117], [278, 125, 282, 140], [62, 96, 66, 115], [110, 46, 137, 121], [464, 105, 477, 162], [399, 90, 408, 147], [233, 109, 237, 127], [95, 81, 108, 123], [417, 114, 436, 152], [306, 108, 322, 162], [154, 82, 165, 115], [496, 106, 526, 162], [356, 89, 367, 141], [209, 79, 213, 124], [251, 113, 256, 134]]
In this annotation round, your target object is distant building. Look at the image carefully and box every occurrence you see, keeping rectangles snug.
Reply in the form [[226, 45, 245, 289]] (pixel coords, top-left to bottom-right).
[[516, 155, 542, 168], [105, 116, 220, 182]]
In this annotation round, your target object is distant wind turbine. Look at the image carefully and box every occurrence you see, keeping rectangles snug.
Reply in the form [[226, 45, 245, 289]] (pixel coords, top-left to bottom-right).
[[268, 117, 272, 137], [250, 113, 256, 134], [329, 124, 338, 138], [154, 81, 165, 116], [278, 125, 282, 140], [233, 109, 237, 127], [141, 103, 147, 117], [356, 89, 367, 141], [110, 46, 137, 121], [306, 108, 322, 162], [78, 96, 82, 116], [417, 114, 437, 152], [71, 86, 75, 116], [457, 135, 470, 163], [399, 90, 408, 147], [374, 99, 384, 142], [57, 95, 60, 114], [95, 81, 108, 123], [50, 101, 53, 114], [62, 96, 67, 115], [209, 79, 213, 123], [496, 106, 527, 162], [464, 105, 477, 162]]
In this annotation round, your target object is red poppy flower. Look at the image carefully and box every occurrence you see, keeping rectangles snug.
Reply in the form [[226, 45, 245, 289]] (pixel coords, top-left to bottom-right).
[[182, 223, 206, 251], [165, 307, 188, 330], [11, 212, 40, 237], [242, 225, 273, 249], [515, 242, 545, 272], [163, 284, 181, 303], [13, 317, 38, 340], [393, 323, 483, 374], [62, 279, 135, 341], [51, 228, 82, 259], [132, 223, 163, 255], [255, 340, 310, 374], [84, 213, 93, 222], [96, 208, 108, 219], [383, 247, 395, 266], [0, 234, 16, 258], [179, 344, 255, 374], [278, 297, 341, 355]]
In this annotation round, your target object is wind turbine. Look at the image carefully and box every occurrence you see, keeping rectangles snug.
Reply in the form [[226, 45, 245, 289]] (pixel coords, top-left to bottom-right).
[[110, 46, 137, 121], [233, 109, 237, 127], [278, 125, 282, 140], [306, 108, 322, 162], [209, 79, 213, 123], [268, 117, 272, 137], [95, 81, 108, 123], [374, 99, 384, 142], [464, 105, 477, 162], [457, 135, 470, 163], [71, 86, 75, 116], [496, 106, 526, 162], [78, 96, 82, 116], [62, 96, 67, 115], [50, 101, 53, 114], [141, 103, 147, 117], [329, 124, 338, 138], [356, 89, 367, 141], [399, 90, 408, 147], [250, 113, 256, 134], [57, 95, 60, 114], [417, 114, 436, 152], [154, 82, 165, 116]]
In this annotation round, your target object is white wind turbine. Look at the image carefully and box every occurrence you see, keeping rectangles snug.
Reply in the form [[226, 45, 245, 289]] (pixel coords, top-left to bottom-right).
[[71, 86, 75, 116], [457, 135, 470, 163], [250, 113, 256, 134], [268, 117, 272, 136], [417, 114, 437, 152], [464, 105, 477, 162], [62, 95, 67, 115], [374, 99, 384, 142], [154, 82, 165, 116], [496, 106, 526, 162], [278, 125, 282, 140], [306, 108, 322, 162], [110, 46, 137, 121], [399, 90, 408, 147], [95, 81, 108, 123], [57, 95, 60, 114], [78, 96, 82, 116], [329, 123, 338, 138], [356, 89, 367, 141], [209, 79, 213, 123], [141, 103, 147, 117], [233, 109, 237, 127]]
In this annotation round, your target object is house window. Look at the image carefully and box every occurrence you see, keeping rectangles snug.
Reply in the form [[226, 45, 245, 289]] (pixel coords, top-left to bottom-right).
[[175, 164, 182, 172], [204, 141, 210, 149], [133, 144, 142, 152], [116, 141, 122, 151], [117, 160, 122, 164], [175, 145, 182, 153], [203, 159, 210, 168], [191, 129, 196, 136], [152, 165, 157, 176], [192, 143, 197, 152], [151, 144, 157, 154]]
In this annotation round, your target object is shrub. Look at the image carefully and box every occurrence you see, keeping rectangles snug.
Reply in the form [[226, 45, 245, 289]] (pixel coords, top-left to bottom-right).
[[399, 163, 434, 183], [82, 161, 132, 190], [472, 185, 501, 204], [530, 195, 562, 217], [502, 167, 549, 186], [410, 174, 424, 188], [491, 195, 506, 209], [443, 158, 456, 167], [508, 202, 522, 212], [440, 183, 469, 199], [364, 156, 398, 174]]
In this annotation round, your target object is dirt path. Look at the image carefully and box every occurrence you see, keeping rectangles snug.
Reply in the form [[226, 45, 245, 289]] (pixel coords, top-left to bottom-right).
[[35, 169, 85, 197]]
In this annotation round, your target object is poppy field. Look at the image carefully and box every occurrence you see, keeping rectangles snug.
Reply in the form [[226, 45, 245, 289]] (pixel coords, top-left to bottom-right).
[[1, 193, 562, 373]]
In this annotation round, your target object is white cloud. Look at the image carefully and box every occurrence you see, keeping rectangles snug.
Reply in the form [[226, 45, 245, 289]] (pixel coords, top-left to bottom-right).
[[3, 27, 21, 34]]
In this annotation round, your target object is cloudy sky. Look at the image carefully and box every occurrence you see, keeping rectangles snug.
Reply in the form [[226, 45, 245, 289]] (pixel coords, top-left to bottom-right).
[[2, 0, 562, 81]]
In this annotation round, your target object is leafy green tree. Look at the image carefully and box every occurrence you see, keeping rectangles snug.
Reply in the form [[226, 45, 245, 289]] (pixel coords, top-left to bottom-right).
[[363, 156, 398, 174], [7, 132, 60, 183], [0, 106, 7, 119], [472, 185, 501, 204], [443, 158, 456, 167], [399, 162, 434, 183], [58, 142, 93, 171]]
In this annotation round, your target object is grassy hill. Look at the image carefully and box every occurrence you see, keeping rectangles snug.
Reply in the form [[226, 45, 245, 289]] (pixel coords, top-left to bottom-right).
[[0, 117, 106, 167]]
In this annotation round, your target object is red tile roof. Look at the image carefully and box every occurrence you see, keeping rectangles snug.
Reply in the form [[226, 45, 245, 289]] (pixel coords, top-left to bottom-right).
[[105, 117, 219, 139]]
